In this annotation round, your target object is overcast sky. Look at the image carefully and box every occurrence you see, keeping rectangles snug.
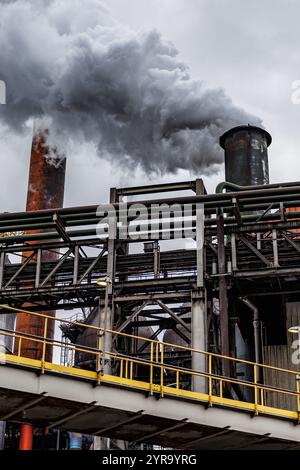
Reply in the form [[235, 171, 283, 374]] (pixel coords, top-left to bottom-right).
[[0, 0, 299, 213]]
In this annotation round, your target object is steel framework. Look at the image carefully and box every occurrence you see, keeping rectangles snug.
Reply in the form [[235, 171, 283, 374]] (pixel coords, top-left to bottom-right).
[[1, 178, 300, 376]]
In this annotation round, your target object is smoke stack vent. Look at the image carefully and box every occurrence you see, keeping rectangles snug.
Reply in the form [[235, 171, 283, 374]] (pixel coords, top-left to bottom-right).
[[219, 125, 272, 186], [26, 130, 66, 212], [14, 130, 66, 362]]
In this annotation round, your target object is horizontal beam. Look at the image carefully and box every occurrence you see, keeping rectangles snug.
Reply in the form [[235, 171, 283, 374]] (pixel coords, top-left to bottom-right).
[[114, 293, 189, 302], [117, 180, 197, 196], [0, 392, 47, 420]]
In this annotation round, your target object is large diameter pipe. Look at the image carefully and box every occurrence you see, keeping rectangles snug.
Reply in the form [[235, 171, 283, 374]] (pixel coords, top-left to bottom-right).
[[14, 131, 66, 361], [19, 423, 33, 450], [191, 289, 207, 393]]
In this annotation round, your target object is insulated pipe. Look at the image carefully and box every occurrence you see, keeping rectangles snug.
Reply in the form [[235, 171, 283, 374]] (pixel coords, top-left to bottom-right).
[[19, 423, 33, 450], [1, 192, 300, 233], [2, 201, 300, 233], [215, 180, 300, 194], [1, 181, 300, 224]]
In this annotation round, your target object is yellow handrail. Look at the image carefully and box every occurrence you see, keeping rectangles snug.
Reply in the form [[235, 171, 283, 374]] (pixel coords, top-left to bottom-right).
[[0, 303, 298, 376], [0, 303, 300, 421]]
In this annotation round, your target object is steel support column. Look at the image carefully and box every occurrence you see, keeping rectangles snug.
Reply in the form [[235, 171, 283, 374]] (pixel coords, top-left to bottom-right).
[[191, 288, 207, 393], [101, 188, 117, 375], [217, 214, 230, 377]]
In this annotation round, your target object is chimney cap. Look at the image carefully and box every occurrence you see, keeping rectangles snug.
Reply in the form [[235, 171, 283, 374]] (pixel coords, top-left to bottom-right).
[[219, 125, 272, 149]]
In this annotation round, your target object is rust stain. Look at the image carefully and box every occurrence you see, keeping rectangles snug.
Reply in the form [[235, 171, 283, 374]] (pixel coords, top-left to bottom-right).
[[285, 207, 300, 234], [14, 131, 66, 361]]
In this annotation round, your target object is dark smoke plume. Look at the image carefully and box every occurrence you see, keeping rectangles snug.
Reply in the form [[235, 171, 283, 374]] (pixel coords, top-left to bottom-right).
[[0, 0, 262, 174]]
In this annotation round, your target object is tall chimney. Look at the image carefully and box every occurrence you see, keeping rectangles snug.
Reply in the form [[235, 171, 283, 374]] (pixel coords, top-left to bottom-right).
[[219, 125, 272, 186], [14, 130, 66, 361]]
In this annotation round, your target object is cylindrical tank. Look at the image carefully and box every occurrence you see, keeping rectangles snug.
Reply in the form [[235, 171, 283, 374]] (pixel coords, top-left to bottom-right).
[[73, 309, 155, 369], [219, 125, 272, 186], [14, 130, 66, 362]]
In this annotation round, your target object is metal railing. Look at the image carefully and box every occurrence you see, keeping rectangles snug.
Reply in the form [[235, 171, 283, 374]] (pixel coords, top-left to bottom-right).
[[0, 304, 300, 421]]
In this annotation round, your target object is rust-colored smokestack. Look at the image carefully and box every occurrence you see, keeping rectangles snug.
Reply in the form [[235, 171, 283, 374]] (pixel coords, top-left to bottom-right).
[[26, 130, 66, 214], [14, 130, 66, 361]]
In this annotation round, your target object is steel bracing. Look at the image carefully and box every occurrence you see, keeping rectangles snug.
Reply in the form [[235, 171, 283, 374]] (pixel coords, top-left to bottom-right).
[[1, 179, 300, 372]]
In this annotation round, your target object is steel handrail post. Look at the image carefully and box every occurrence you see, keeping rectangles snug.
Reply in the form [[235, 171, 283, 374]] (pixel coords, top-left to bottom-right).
[[41, 317, 48, 374]]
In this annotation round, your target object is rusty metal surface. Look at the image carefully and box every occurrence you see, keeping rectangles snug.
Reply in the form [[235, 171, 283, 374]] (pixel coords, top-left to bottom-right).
[[14, 131, 66, 361], [26, 131, 66, 214], [220, 125, 271, 186]]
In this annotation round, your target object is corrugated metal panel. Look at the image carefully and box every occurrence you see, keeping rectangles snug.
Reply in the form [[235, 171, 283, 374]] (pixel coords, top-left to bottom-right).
[[263, 302, 300, 411], [263, 345, 296, 410]]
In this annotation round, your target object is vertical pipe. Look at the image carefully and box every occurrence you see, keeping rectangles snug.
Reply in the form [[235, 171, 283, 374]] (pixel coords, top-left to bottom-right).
[[19, 423, 33, 450], [191, 181, 207, 393], [272, 229, 279, 267], [14, 130, 66, 362], [253, 315, 263, 365], [239, 297, 262, 364], [239, 297, 263, 383], [217, 215, 230, 377], [100, 187, 117, 374], [191, 289, 207, 393]]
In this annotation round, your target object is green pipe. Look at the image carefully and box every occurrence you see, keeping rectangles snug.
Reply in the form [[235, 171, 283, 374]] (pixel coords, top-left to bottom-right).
[[215, 180, 300, 194], [1, 204, 300, 237]]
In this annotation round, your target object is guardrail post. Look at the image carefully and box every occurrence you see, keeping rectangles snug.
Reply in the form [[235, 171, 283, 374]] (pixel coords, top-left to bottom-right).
[[17, 336, 22, 357], [254, 364, 259, 416], [41, 317, 48, 374], [150, 342, 154, 395], [160, 343, 164, 397], [208, 354, 213, 406], [96, 333, 103, 385], [296, 375, 300, 423]]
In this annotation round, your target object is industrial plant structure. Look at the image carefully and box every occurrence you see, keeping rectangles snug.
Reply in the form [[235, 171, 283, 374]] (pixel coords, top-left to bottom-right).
[[1, 125, 300, 449]]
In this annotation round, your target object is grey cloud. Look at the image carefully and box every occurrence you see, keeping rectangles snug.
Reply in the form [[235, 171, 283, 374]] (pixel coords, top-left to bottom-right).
[[0, 0, 261, 175]]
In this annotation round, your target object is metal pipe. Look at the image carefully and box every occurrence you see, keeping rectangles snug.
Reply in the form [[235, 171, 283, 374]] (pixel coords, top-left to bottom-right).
[[2, 200, 300, 236], [215, 180, 300, 194], [217, 215, 230, 378], [239, 297, 263, 366], [191, 289, 207, 392], [19, 423, 33, 450], [1, 181, 300, 225], [117, 180, 197, 196]]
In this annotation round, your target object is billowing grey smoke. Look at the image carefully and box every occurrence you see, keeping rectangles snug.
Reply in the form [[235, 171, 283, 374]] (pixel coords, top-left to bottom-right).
[[0, 0, 262, 174]]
